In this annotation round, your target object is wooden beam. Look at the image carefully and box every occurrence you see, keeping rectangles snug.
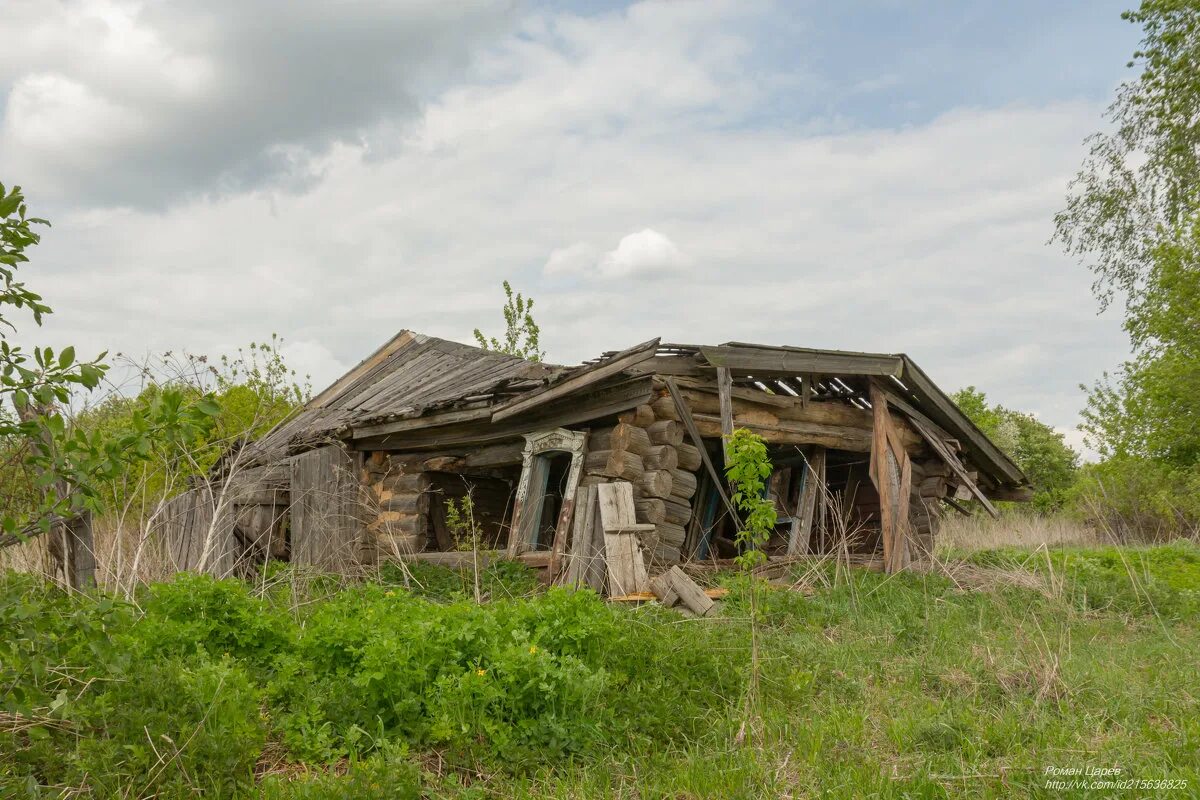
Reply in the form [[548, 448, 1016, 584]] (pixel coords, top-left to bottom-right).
[[350, 406, 491, 440], [869, 383, 911, 573], [898, 357, 1026, 486], [717, 367, 734, 444], [700, 345, 904, 378], [902, 409, 1000, 519], [492, 338, 660, 422], [664, 378, 740, 528]]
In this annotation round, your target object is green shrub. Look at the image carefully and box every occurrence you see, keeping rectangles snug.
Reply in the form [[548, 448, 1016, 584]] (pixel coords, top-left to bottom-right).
[[133, 573, 296, 667], [74, 655, 266, 798]]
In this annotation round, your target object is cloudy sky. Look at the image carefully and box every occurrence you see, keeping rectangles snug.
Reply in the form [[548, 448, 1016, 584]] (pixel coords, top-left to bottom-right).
[[2, 0, 1140, 452]]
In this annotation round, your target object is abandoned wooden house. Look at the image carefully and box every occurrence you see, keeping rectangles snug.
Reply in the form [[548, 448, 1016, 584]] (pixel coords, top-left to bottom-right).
[[158, 331, 1031, 592]]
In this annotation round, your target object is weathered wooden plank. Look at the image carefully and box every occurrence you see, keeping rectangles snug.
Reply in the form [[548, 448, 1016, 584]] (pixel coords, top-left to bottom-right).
[[869, 384, 911, 573], [900, 403, 1000, 519], [290, 446, 367, 571], [665, 565, 714, 616], [700, 345, 904, 378], [897, 358, 1026, 486], [787, 447, 825, 556], [663, 378, 738, 528], [492, 338, 660, 422], [717, 367, 735, 445]]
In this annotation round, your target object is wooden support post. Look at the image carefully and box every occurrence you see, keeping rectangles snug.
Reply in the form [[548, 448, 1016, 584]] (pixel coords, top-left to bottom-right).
[[58, 512, 96, 590], [869, 384, 911, 573], [787, 447, 825, 556], [717, 367, 734, 445]]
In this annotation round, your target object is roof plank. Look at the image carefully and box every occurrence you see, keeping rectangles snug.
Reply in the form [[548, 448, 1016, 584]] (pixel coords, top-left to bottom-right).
[[490, 338, 660, 422]]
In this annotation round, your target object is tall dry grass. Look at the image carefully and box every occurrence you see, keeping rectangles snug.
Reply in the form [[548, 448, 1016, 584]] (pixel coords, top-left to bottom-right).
[[0, 515, 178, 591], [935, 513, 1105, 555]]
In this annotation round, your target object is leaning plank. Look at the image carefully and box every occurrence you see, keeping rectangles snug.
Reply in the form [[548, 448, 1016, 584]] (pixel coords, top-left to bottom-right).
[[663, 378, 738, 525], [492, 338, 660, 422], [666, 565, 714, 616], [604, 532, 649, 595], [787, 446, 825, 556], [649, 572, 679, 607], [900, 407, 1000, 519]]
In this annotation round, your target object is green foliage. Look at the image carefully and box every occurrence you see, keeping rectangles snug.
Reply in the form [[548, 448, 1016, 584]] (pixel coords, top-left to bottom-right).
[[1053, 3, 1199, 540], [1080, 215, 1200, 468], [445, 495, 483, 553], [5, 543, 1200, 797], [0, 184, 221, 543], [7, 542, 1200, 796], [724, 428, 777, 568], [1054, 0, 1200, 311], [952, 386, 1080, 511], [67, 337, 309, 514], [473, 280, 546, 362]]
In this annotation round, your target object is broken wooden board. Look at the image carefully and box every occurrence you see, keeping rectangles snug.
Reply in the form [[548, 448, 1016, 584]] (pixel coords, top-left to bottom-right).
[[597, 482, 654, 596]]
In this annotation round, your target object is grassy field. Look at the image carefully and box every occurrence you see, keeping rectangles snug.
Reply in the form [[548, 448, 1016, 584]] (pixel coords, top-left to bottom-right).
[[3, 538, 1199, 798]]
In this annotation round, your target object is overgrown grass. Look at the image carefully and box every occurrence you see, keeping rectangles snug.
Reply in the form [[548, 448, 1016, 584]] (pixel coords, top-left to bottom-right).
[[3, 546, 1200, 798]]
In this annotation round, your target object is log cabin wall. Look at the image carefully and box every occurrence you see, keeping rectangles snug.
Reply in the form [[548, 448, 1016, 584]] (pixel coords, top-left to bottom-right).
[[575, 398, 703, 567], [361, 451, 431, 559]]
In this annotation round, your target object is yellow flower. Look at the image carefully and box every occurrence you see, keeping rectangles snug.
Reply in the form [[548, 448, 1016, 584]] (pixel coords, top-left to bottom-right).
[[529, 645, 538, 655], [476, 668, 487, 676], [384, 590, 395, 598]]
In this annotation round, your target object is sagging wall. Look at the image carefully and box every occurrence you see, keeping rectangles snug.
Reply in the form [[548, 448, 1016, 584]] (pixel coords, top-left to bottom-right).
[[575, 397, 703, 565]]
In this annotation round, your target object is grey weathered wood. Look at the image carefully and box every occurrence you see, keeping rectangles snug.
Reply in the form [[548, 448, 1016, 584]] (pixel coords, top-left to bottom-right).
[[636, 469, 674, 499], [717, 367, 734, 443], [675, 442, 702, 471], [787, 447, 825, 556], [645, 420, 684, 446], [897, 357, 1025, 486], [64, 512, 96, 589], [491, 338, 660, 422], [665, 565, 714, 616], [902, 409, 1000, 519], [563, 485, 602, 590], [597, 482, 652, 596], [700, 344, 904, 378], [663, 378, 738, 527], [649, 572, 679, 607], [290, 445, 367, 571], [511, 454, 550, 553], [159, 486, 238, 576]]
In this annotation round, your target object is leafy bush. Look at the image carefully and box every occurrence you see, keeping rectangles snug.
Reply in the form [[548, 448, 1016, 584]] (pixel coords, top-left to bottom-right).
[[133, 573, 295, 667]]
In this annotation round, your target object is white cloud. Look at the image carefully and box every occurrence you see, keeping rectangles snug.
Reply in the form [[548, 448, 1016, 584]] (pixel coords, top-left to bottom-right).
[[4, 0, 1131, 443], [543, 229, 689, 278], [0, 0, 514, 207], [598, 229, 690, 277], [544, 242, 601, 277]]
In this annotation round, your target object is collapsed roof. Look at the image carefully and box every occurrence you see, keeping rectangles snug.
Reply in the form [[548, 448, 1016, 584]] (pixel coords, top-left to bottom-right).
[[244, 330, 1028, 495]]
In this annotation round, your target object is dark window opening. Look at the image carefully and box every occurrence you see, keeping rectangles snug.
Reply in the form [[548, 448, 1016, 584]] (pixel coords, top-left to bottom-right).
[[426, 468, 520, 552]]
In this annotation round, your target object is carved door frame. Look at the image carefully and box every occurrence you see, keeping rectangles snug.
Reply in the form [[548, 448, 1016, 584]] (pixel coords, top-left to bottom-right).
[[506, 428, 588, 563]]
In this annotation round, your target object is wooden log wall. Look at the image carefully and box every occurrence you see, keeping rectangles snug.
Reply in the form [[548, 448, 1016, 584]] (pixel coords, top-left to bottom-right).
[[576, 398, 703, 566], [362, 451, 431, 559]]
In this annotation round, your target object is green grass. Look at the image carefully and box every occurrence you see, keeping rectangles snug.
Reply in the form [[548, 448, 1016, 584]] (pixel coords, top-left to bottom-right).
[[3, 545, 1199, 798]]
